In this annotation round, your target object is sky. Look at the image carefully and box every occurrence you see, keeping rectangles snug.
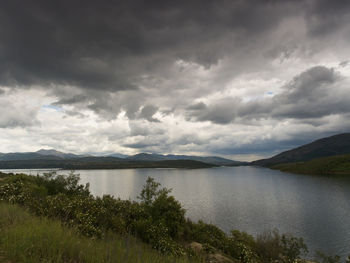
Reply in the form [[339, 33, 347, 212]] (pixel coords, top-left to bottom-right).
[[0, 0, 350, 161]]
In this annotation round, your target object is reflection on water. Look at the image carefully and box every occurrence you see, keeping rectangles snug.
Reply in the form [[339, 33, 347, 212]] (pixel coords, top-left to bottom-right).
[[2, 166, 350, 259]]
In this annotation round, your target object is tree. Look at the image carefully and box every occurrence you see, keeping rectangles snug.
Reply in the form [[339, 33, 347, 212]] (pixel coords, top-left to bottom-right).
[[138, 177, 170, 206], [138, 177, 185, 239]]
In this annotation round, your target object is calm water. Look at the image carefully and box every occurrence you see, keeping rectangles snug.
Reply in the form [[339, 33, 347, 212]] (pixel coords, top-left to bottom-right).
[[2, 166, 350, 259]]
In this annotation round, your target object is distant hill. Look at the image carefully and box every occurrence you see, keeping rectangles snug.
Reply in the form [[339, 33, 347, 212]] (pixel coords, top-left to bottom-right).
[[127, 153, 167, 161], [252, 133, 350, 167], [105, 153, 128, 158], [36, 149, 80, 159], [0, 149, 82, 161], [0, 152, 59, 161], [0, 149, 242, 168], [126, 153, 243, 166], [272, 154, 350, 176]]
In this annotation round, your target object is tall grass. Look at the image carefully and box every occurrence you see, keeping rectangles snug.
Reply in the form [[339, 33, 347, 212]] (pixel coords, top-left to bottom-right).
[[0, 202, 201, 263]]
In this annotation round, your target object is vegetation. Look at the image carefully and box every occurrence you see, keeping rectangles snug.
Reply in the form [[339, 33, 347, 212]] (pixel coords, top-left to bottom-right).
[[0, 202, 198, 263], [315, 251, 342, 263], [0, 171, 348, 262], [272, 154, 350, 176]]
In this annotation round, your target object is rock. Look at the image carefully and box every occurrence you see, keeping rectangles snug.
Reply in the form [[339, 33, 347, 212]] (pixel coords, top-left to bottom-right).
[[189, 242, 204, 254], [188, 242, 235, 263]]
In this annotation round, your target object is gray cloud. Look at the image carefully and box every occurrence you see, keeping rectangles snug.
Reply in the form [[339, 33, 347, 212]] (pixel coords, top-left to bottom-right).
[[1, 1, 348, 118], [63, 110, 87, 119], [139, 105, 160, 122], [305, 0, 350, 37], [187, 66, 350, 124], [128, 121, 165, 137], [0, 104, 39, 128], [269, 66, 344, 119], [1, 1, 350, 158], [339, 61, 349, 67], [187, 98, 239, 124], [0, 117, 37, 129], [187, 102, 207, 111], [54, 95, 90, 105], [123, 142, 159, 150]]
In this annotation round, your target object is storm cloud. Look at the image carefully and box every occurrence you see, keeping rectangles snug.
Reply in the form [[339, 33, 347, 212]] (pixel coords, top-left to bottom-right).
[[0, 0, 350, 159]]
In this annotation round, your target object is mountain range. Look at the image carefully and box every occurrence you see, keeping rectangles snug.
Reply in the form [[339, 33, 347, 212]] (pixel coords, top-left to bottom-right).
[[0, 149, 243, 169], [125, 153, 243, 166], [1, 133, 350, 171]]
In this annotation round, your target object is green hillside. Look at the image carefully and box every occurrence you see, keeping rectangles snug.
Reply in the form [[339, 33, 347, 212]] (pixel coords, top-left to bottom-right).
[[272, 154, 350, 176], [252, 133, 350, 167]]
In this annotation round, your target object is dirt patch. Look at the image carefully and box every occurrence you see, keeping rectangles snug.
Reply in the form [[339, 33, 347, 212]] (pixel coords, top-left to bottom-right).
[[0, 250, 12, 263], [188, 242, 235, 263]]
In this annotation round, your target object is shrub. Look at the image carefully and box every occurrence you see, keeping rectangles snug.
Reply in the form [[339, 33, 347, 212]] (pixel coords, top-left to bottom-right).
[[226, 230, 259, 262], [315, 251, 341, 263], [35, 171, 90, 196], [184, 220, 227, 250], [255, 229, 308, 263]]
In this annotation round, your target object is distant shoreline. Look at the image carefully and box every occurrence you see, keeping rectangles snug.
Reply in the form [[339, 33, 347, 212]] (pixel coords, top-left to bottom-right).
[[0, 159, 218, 170]]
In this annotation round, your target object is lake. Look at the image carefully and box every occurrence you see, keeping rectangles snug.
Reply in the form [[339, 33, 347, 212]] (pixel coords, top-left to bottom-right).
[[2, 166, 350, 259]]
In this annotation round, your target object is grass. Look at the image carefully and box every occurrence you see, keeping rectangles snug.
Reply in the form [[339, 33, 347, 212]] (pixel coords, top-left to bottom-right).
[[272, 154, 350, 176], [0, 202, 201, 263]]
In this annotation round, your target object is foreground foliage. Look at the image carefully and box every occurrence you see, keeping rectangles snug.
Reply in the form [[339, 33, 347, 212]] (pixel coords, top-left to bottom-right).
[[0, 202, 199, 263], [0, 171, 348, 262]]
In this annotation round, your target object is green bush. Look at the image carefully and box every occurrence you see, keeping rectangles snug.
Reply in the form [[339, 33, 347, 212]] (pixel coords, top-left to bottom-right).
[[184, 220, 227, 250], [315, 251, 341, 263], [135, 177, 186, 255], [225, 230, 258, 262], [255, 229, 308, 263], [36, 171, 90, 196]]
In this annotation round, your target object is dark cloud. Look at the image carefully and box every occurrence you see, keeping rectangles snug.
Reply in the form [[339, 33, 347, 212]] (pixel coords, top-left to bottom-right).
[[139, 105, 160, 122], [269, 66, 344, 119], [187, 99, 239, 124], [123, 142, 159, 149], [0, 1, 348, 122], [63, 110, 87, 119], [305, 0, 350, 37], [54, 95, 89, 105], [0, 1, 323, 90]]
